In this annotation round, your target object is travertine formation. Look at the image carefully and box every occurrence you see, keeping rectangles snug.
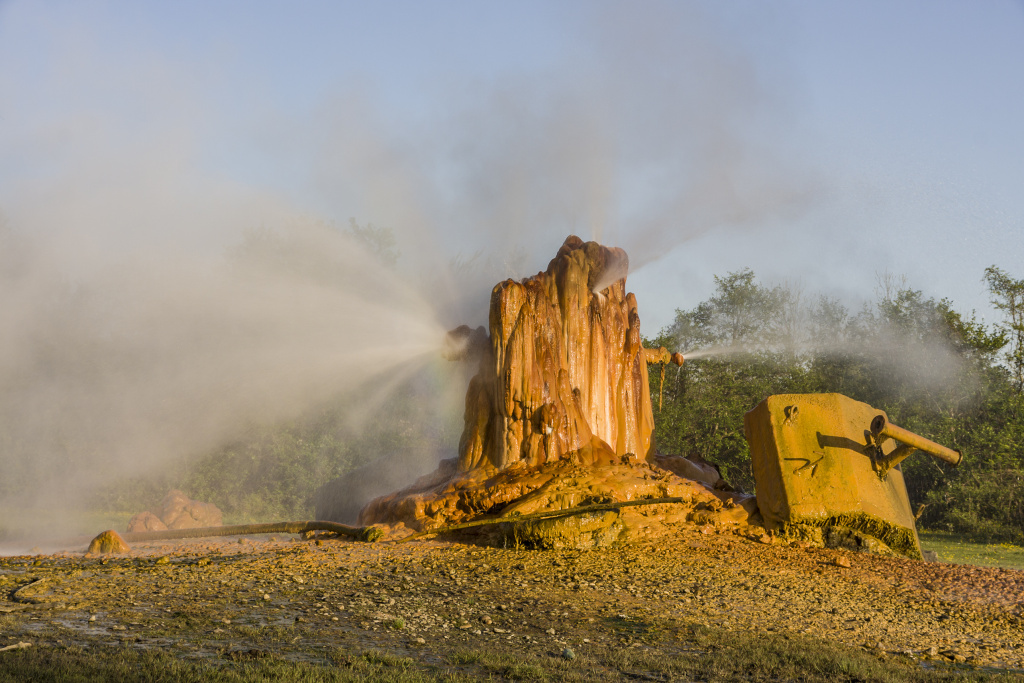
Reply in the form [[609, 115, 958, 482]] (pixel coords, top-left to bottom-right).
[[359, 236, 755, 545], [457, 235, 655, 472]]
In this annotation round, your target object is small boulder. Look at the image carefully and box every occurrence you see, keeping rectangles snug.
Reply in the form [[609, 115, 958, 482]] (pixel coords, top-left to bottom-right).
[[156, 489, 223, 529], [87, 530, 131, 554], [127, 511, 168, 533]]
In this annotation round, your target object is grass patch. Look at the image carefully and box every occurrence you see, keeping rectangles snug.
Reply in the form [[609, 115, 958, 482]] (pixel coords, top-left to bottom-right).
[[606, 626, 1022, 682], [600, 613, 665, 643], [358, 650, 413, 668], [445, 650, 485, 665], [920, 531, 1024, 570], [444, 650, 549, 681], [2, 631, 1021, 683], [0, 645, 446, 682]]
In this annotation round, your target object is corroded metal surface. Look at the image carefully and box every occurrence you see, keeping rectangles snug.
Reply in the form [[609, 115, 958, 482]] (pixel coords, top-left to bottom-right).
[[745, 393, 962, 559]]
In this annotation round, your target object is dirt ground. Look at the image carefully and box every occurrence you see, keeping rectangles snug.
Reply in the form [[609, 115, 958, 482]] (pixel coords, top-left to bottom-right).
[[1, 525, 1022, 677]]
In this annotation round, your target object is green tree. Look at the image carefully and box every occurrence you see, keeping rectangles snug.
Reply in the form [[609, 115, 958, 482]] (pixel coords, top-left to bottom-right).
[[983, 265, 1024, 391]]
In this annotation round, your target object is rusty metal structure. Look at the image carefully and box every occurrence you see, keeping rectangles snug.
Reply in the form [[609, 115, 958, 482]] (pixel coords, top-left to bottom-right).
[[745, 393, 962, 559]]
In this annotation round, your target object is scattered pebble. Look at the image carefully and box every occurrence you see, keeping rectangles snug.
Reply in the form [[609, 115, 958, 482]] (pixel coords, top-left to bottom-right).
[[1, 525, 1020, 672]]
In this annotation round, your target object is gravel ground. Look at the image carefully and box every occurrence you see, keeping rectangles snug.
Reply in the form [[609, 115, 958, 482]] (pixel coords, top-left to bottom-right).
[[1, 526, 1022, 675]]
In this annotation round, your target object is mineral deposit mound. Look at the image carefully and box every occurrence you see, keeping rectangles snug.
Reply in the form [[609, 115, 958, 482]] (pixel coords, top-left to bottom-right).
[[355, 236, 758, 548]]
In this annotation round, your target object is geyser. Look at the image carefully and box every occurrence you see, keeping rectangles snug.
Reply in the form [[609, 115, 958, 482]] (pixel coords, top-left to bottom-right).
[[354, 236, 756, 547], [85, 236, 963, 559]]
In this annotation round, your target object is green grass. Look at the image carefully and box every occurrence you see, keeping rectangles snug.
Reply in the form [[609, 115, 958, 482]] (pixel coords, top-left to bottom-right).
[[920, 531, 1024, 570], [2, 632, 1022, 683], [0, 646, 450, 683], [606, 629, 1022, 682]]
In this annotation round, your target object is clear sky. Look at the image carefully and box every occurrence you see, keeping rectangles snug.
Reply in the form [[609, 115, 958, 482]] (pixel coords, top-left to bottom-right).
[[2, 0, 1023, 332]]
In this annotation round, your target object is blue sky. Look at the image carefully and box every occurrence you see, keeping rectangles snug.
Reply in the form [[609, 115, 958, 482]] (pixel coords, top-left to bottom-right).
[[2, 0, 1023, 331]]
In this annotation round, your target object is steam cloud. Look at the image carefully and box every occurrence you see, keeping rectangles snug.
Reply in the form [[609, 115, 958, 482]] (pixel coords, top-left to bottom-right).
[[0, 1, 823, 539]]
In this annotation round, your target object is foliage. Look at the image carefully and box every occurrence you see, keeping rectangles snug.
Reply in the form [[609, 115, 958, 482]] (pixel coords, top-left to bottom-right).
[[983, 265, 1024, 391], [919, 530, 1024, 571], [90, 362, 464, 523]]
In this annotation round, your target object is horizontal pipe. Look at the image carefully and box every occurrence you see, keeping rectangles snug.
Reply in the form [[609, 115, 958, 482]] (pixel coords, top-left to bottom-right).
[[120, 521, 377, 543], [870, 415, 962, 466], [642, 346, 685, 366]]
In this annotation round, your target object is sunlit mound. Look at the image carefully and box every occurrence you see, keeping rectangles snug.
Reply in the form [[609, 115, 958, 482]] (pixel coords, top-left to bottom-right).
[[355, 236, 758, 547]]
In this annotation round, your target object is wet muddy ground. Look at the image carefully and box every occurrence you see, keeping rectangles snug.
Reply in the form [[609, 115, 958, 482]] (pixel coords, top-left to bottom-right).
[[1, 526, 1022, 678]]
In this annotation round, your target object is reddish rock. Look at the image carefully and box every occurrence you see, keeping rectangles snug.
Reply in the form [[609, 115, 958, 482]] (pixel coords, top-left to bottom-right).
[[127, 511, 168, 533], [652, 454, 722, 489], [127, 490, 223, 534], [156, 490, 223, 529]]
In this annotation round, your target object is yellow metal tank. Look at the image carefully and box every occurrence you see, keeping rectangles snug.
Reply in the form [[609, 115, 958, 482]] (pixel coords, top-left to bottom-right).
[[744, 393, 935, 559]]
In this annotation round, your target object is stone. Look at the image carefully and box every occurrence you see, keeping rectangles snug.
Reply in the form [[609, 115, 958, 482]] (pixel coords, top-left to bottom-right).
[[127, 490, 223, 533], [0, 642, 31, 652], [87, 530, 130, 554], [126, 511, 167, 533], [156, 490, 223, 529], [652, 454, 722, 488]]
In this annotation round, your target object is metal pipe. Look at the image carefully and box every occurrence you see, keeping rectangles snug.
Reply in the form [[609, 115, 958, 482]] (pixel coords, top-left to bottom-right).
[[869, 415, 963, 466], [642, 346, 685, 366]]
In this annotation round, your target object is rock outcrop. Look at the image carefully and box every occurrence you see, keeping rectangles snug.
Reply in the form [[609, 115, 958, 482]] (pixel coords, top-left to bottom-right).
[[457, 236, 653, 472], [358, 236, 757, 545], [125, 511, 167, 533], [127, 490, 222, 533]]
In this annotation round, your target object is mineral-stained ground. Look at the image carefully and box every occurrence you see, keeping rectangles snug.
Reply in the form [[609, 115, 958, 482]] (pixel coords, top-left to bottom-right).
[[1, 527, 1022, 680]]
